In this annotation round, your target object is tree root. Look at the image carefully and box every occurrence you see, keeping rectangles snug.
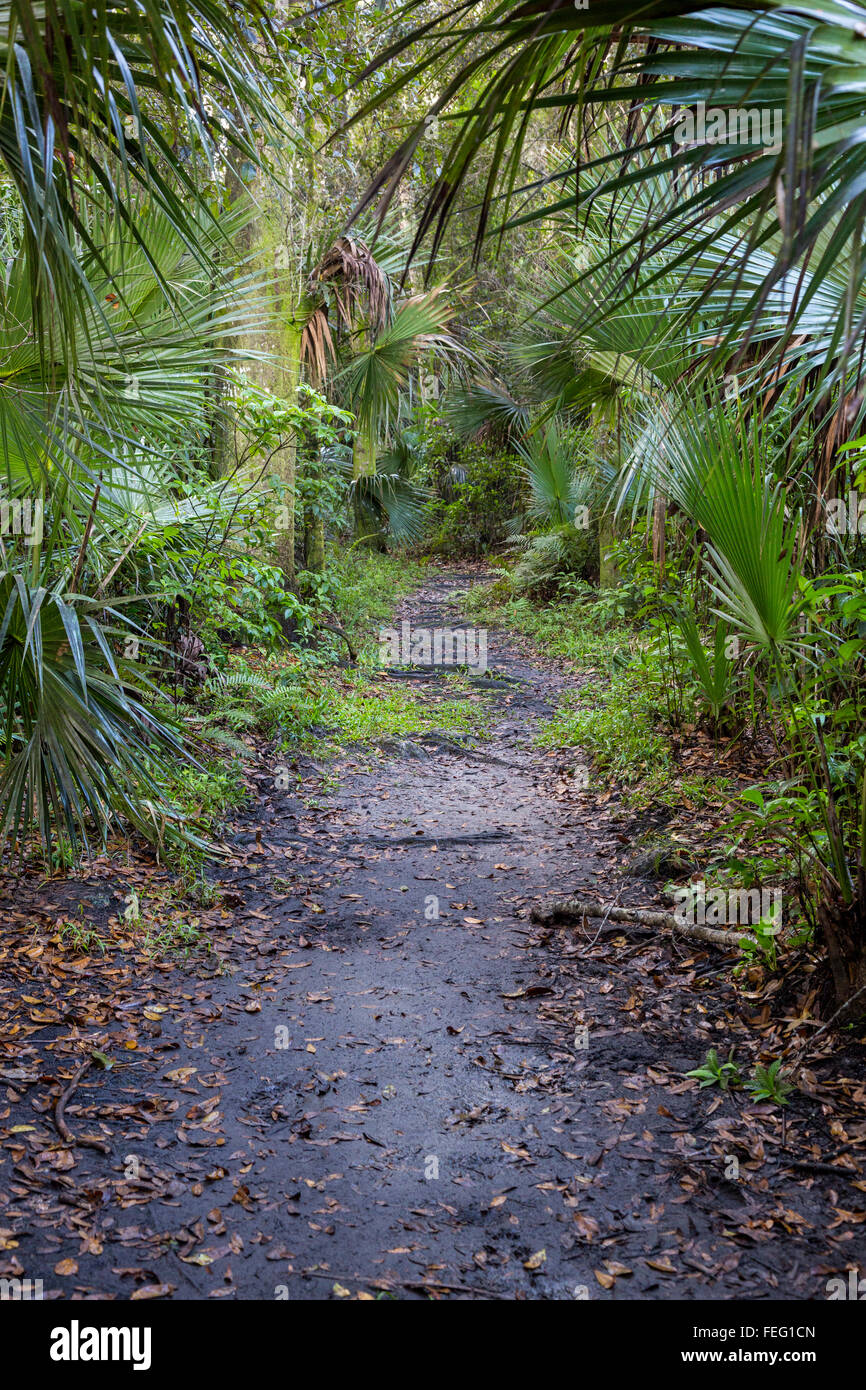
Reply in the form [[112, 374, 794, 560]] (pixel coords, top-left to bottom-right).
[[530, 897, 747, 950], [54, 1059, 111, 1153], [317, 624, 357, 663]]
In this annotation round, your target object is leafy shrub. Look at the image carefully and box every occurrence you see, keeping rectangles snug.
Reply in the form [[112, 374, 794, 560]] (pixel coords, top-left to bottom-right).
[[509, 525, 598, 597], [135, 497, 314, 661], [425, 439, 525, 557], [539, 671, 671, 785]]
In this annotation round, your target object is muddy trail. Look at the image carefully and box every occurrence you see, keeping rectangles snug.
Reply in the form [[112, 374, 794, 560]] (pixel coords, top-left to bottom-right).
[[2, 571, 865, 1302]]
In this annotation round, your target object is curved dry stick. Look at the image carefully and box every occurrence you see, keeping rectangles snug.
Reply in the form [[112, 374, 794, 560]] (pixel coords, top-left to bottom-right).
[[54, 1059, 110, 1154], [317, 623, 357, 662]]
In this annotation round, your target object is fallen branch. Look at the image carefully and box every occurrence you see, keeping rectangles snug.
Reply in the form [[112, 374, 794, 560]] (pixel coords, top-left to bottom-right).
[[54, 1059, 110, 1154], [779, 1159, 863, 1181], [530, 897, 747, 950]]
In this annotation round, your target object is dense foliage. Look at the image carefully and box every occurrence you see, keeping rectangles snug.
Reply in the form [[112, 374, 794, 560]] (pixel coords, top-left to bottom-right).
[[1, 0, 866, 1021]]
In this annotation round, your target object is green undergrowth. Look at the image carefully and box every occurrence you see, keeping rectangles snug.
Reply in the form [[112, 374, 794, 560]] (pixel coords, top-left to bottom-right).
[[306, 548, 431, 659], [133, 552, 440, 873], [197, 661, 490, 758], [543, 666, 740, 816], [187, 552, 489, 768], [468, 578, 739, 819], [461, 579, 634, 672]]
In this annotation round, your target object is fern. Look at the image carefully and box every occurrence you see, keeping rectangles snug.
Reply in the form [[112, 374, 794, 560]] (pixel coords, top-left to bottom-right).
[[201, 728, 251, 757], [207, 670, 272, 693]]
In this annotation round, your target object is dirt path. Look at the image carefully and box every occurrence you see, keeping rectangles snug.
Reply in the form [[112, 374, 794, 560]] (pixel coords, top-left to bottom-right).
[[3, 570, 864, 1301]]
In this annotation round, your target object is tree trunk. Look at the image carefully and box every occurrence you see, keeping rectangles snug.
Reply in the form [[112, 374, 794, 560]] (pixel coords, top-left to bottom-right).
[[652, 491, 667, 571], [599, 513, 619, 588], [226, 153, 298, 584], [819, 890, 866, 1015], [273, 321, 300, 581], [304, 511, 325, 573], [352, 432, 381, 546]]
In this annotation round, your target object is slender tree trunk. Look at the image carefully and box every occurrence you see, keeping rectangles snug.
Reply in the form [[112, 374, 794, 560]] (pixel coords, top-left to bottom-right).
[[226, 139, 299, 584], [305, 513, 325, 572], [652, 491, 667, 571], [819, 890, 866, 1015], [273, 320, 300, 580], [599, 513, 619, 588], [353, 431, 380, 546]]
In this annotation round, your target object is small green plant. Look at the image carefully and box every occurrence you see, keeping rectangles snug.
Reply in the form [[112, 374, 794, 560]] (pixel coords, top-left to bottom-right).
[[747, 1059, 794, 1106], [686, 1048, 742, 1090], [674, 610, 738, 725], [170, 759, 248, 824], [140, 916, 206, 960], [57, 921, 107, 955], [51, 842, 76, 871], [184, 869, 219, 907], [736, 911, 783, 970]]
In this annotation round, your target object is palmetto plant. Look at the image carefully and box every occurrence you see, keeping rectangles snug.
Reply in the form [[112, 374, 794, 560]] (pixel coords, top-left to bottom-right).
[[0, 193, 262, 859], [637, 395, 805, 653], [302, 235, 394, 380], [675, 610, 738, 724], [348, 0, 866, 376], [0, 200, 259, 526], [0, 0, 283, 348], [445, 378, 530, 444], [616, 386, 866, 1007], [517, 418, 589, 529], [0, 4, 286, 862], [0, 561, 197, 859]]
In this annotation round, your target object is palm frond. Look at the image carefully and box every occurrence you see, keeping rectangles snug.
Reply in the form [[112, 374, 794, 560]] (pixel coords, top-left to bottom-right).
[[445, 379, 530, 440], [517, 418, 589, 528], [348, 468, 430, 545], [341, 287, 474, 442], [1, 0, 286, 347], [635, 394, 805, 652], [347, 0, 866, 370], [0, 569, 200, 858]]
